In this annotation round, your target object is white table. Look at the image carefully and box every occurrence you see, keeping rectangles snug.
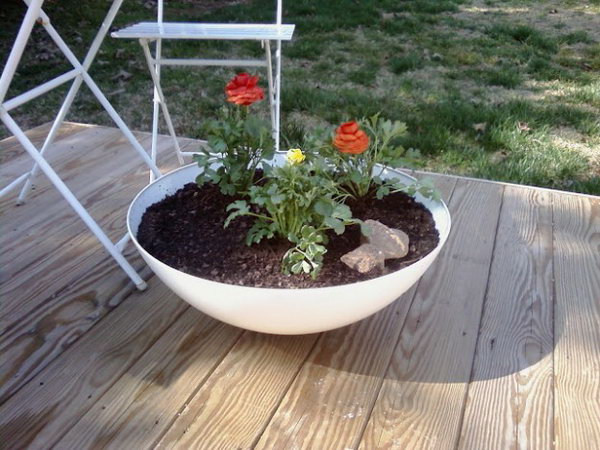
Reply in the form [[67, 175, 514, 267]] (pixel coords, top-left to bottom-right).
[[0, 0, 160, 290]]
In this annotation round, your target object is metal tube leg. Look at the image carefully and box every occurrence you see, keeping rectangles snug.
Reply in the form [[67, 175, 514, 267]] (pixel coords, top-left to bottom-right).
[[1, 109, 147, 290], [149, 98, 161, 182], [140, 39, 185, 166], [274, 39, 282, 153], [18, 0, 126, 204], [26, 6, 162, 179], [17, 78, 82, 204], [0, 0, 43, 103], [149, 38, 163, 183], [264, 40, 277, 144]]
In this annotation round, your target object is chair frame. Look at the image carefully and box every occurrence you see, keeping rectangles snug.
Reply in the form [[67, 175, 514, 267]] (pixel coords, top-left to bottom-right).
[[112, 0, 292, 180], [0, 0, 161, 290]]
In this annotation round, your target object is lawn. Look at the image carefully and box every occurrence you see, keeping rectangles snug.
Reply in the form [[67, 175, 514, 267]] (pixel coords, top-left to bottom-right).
[[1, 0, 599, 194]]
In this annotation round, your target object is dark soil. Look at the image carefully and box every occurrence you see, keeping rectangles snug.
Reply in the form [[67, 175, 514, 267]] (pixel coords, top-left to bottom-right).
[[137, 183, 440, 288]]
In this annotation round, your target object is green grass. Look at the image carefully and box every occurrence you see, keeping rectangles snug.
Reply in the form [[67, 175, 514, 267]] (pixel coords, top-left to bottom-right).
[[1, 0, 598, 194], [487, 24, 559, 52], [389, 53, 424, 74]]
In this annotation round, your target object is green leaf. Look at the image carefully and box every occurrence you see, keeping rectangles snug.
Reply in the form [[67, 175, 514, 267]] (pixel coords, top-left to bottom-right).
[[220, 183, 235, 196], [291, 261, 303, 274], [300, 225, 316, 239], [271, 193, 286, 204], [349, 170, 363, 184], [301, 260, 311, 274], [376, 185, 390, 200], [261, 162, 272, 174], [193, 154, 210, 166], [224, 200, 249, 227], [210, 138, 227, 154], [332, 203, 352, 220], [324, 216, 344, 235], [246, 221, 274, 245], [195, 174, 208, 186], [313, 199, 333, 217]]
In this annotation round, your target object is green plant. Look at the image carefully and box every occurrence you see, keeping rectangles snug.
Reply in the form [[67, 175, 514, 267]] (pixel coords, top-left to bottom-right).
[[194, 73, 274, 195], [193, 108, 274, 195], [225, 150, 366, 278], [320, 115, 440, 201]]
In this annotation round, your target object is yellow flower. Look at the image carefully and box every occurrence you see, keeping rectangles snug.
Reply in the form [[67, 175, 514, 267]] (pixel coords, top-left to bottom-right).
[[286, 148, 306, 165]]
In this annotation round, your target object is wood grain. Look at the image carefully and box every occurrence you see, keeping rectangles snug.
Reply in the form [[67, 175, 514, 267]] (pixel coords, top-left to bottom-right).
[[552, 193, 600, 449], [1, 124, 196, 403], [458, 186, 554, 449], [253, 176, 456, 450], [1, 124, 190, 323], [1, 125, 127, 207], [0, 121, 84, 165], [358, 179, 504, 450], [254, 295, 417, 450], [0, 278, 188, 449], [55, 308, 243, 450], [0, 246, 150, 404], [156, 331, 320, 449]]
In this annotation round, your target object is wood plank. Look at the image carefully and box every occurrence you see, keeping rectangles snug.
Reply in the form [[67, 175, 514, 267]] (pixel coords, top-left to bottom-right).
[[252, 176, 456, 450], [54, 308, 243, 450], [1, 125, 163, 321], [458, 186, 554, 449], [0, 125, 196, 402], [0, 121, 84, 165], [254, 295, 417, 450], [10, 121, 594, 449], [358, 179, 504, 450], [156, 331, 320, 449], [0, 124, 117, 203], [0, 123, 195, 217], [0, 278, 188, 449], [553, 193, 600, 449], [0, 246, 150, 404]]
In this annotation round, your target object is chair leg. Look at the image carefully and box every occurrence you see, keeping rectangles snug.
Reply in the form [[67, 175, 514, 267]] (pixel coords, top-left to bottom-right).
[[264, 40, 277, 146], [140, 39, 186, 169], [31, 10, 162, 179], [149, 38, 163, 183], [0, 0, 42, 103], [274, 39, 282, 153], [1, 109, 147, 291], [17, 0, 126, 204]]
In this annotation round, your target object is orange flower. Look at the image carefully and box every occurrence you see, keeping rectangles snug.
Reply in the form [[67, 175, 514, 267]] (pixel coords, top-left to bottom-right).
[[225, 72, 264, 106], [333, 121, 370, 155]]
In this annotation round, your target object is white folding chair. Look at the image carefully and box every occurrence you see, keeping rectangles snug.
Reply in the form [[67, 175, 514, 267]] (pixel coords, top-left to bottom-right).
[[111, 0, 295, 180], [0, 0, 161, 290]]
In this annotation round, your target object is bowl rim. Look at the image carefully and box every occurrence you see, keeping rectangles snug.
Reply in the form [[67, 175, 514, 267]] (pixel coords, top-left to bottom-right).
[[127, 162, 452, 293]]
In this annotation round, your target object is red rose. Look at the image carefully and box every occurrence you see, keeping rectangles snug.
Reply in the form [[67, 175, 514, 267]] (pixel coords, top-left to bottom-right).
[[225, 72, 264, 106], [333, 121, 369, 154]]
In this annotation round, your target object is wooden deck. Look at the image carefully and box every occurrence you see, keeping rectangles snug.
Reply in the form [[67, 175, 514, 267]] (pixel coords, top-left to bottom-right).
[[1, 122, 598, 449]]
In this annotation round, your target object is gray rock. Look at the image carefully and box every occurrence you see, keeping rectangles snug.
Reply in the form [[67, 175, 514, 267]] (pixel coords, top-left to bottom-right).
[[340, 244, 385, 274], [341, 220, 410, 273], [362, 219, 409, 259]]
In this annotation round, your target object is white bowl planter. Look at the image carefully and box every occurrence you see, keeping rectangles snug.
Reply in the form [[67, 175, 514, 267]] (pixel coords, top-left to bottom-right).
[[127, 155, 451, 335]]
